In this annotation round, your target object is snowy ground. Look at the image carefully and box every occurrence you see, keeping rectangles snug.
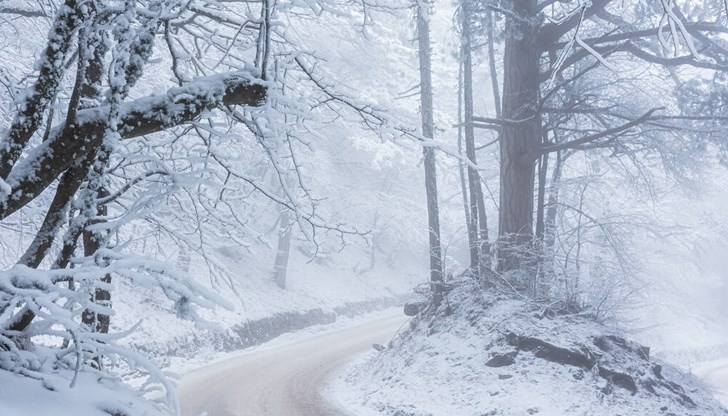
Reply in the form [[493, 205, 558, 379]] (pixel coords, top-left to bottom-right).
[[0, 308, 404, 416], [4, 298, 727, 416], [0, 367, 164, 416], [328, 279, 728, 416], [114, 245, 425, 362]]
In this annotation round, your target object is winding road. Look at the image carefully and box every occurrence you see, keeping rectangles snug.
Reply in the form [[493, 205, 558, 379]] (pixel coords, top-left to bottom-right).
[[178, 312, 407, 416], [694, 358, 728, 407], [178, 312, 728, 415]]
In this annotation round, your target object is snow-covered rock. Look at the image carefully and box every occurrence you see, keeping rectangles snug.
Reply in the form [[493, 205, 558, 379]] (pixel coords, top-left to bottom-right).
[[333, 278, 728, 416]]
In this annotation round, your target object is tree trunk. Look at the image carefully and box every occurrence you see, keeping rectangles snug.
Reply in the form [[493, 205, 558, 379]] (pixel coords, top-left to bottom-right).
[[461, 0, 490, 276], [535, 152, 548, 243], [544, 150, 563, 252], [461, 44, 481, 276], [486, 9, 501, 119], [82, 187, 111, 335], [416, 3, 444, 302], [476, 181, 491, 272], [457, 48, 473, 248], [273, 208, 292, 289], [497, 0, 542, 274]]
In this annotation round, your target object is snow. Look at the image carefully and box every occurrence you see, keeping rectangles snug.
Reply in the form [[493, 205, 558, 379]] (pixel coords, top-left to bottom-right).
[[694, 358, 728, 407], [166, 306, 404, 376], [115, 244, 424, 361], [0, 306, 408, 416], [329, 278, 728, 416], [0, 0, 727, 415], [0, 368, 161, 416]]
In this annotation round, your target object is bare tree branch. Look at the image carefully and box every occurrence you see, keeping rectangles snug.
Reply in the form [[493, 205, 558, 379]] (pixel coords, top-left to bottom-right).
[[0, 5, 47, 18], [624, 42, 728, 71], [541, 108, 663, 154]]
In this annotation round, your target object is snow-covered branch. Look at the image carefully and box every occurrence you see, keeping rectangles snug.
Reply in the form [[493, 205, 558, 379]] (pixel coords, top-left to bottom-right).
[[0, 73, 267, 220]]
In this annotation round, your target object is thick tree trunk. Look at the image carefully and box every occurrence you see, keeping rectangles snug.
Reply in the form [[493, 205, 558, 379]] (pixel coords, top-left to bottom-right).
[[8, 25, 107, 335], [416, 3, 444, 301], [497, 0, 542, 273]]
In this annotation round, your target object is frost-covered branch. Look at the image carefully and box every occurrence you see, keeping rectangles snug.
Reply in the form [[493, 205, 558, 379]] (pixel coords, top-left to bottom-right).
[[538, 0, 612, 45], [0, 73, 266, 220], [0, 0, 84, 180]]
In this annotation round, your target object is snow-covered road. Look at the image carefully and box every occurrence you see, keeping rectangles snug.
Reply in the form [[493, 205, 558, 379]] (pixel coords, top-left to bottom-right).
[[695, 358, 728, 407], [178, 312, 407, 416]]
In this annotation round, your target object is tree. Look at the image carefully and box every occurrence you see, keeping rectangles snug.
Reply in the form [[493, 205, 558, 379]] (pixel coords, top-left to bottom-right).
[[416, 1, 444, 302], [0, 5, 428, 410], [0, 1, 269, 412], [459, 0, 492, 277], [491, 0, 728, 273]]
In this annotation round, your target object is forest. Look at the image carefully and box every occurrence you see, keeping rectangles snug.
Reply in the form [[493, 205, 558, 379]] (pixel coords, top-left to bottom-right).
[[1, 0, 728, 415]]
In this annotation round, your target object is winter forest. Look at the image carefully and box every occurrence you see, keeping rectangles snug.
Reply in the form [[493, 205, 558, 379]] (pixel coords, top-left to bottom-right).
[[1, 0, 728, 415]]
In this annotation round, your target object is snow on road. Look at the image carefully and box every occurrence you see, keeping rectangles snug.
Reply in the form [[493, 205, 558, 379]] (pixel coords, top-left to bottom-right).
[[695, 358, 728, 407], [178, 311, 408, 416], [177, 307, 728, 416]]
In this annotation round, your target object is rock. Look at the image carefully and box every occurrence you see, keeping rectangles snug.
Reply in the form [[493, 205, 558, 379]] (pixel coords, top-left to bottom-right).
[[404, 301, 428, 317], [598, 366, 638, 394], [593, 335, 650, 360], [506, 333, 596, 370], [486, 352, 516, 367], [652, 364, 663, 379]]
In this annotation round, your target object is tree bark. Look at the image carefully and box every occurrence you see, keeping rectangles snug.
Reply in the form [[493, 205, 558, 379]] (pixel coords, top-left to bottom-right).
[[497, 0, 542, 273], [8, 25, 108, 334], [461, 50, 480, 275]]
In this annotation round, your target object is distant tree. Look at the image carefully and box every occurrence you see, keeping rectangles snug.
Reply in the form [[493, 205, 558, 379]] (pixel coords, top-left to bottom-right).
[[416, 0, 445, 303], [458, 0, 493, 278]]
